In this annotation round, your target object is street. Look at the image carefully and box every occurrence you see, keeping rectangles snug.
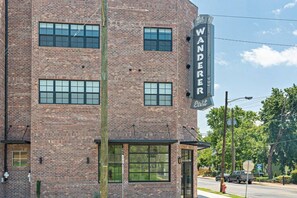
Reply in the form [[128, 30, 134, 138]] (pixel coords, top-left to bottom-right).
[[198, 177, 297, 198]]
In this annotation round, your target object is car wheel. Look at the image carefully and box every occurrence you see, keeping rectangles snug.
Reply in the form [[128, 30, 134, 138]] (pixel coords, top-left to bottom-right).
[[248, 180, 252, 184], [237, 178, 241, 184]]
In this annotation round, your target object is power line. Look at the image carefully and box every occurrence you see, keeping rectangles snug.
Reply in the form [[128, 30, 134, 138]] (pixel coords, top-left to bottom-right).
[[215, 37, 296, 47], [212, 14, 297, 22]]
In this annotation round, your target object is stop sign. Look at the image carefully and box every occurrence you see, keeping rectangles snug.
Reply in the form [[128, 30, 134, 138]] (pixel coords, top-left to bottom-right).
[[243, 160, 254, 172]]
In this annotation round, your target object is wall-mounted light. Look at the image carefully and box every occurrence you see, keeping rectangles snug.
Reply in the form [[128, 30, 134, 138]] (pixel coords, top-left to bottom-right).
[[178, 157, 182, 164], [86, 157, 90, 164], [4, 172, 9, 179], [186, 36, 191, 42], [186, 64, 191, 69], [39, 157, 43, 164], [186, 91, 191, 97]]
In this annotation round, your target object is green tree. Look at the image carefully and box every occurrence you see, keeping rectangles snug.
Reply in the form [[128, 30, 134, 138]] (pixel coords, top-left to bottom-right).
[[260, 85, 297, 178], [200, 106, 267, 173]]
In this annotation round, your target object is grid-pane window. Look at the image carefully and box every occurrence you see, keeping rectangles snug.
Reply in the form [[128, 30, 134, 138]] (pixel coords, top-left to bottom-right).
[[99, 145, 122, 183], [39, 22, 99, 48], [129, 145, 170, 182], [39, 80, 100, 105], [12, 151, 28, 167], [144, 28, 172, 51], [144, 82, 172, 106]]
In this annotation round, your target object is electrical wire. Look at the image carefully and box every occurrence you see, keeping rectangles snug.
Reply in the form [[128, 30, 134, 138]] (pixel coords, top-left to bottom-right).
[[212, 14, 297, 22], [215, 37, 296, 47]]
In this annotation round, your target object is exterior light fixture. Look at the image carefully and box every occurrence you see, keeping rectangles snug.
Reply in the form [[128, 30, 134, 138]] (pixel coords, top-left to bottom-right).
[[186, 64, 191, 69], [87, 157, 90, 164], [4, 172, 9, 179], [186, 36, 191, 42], [186, 91, 191, 97], [178, 156, 182, 164], [39, 157, 43, 164]]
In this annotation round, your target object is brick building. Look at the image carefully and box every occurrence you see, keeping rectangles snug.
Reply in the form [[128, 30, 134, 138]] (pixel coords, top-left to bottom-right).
[[0, 0, 208, 197]]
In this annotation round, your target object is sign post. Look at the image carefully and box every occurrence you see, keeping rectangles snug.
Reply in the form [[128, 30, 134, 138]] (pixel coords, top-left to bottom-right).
[[243, 160, 254, 198]]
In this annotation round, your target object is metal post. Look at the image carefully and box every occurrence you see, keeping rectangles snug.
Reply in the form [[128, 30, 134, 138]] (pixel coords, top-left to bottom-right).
[[220, 91, 228, 192], [231, 108, 235, 173], [245, 162, 249, 198], [99, 0, 109, 197]]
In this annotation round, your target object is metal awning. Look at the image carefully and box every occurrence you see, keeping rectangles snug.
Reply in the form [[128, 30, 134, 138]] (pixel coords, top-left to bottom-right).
[[180, 140, 210, 150], [94, 139, 178, 144], [0, 140, 31, 144]]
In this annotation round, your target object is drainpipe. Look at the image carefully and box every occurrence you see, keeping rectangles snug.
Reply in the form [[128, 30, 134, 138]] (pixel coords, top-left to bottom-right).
[[3, 0, 9, 180]]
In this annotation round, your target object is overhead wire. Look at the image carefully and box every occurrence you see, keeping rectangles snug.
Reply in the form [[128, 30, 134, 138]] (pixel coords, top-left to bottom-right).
[[212, 14, 297, 22]]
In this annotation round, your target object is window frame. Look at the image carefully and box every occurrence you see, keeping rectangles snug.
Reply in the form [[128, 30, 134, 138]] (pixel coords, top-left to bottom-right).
[[39, 79, 100, 105], [143, 27, 172, 52], [144, 82, 173, 106], [98, 144, 123, 183], [128, 144, 171, 182], [12, 151, 28, 167], [39, 22, 100, 49]]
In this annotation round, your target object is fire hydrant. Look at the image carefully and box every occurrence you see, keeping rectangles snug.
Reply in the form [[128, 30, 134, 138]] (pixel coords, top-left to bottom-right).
[[222, 182, 227, 194]]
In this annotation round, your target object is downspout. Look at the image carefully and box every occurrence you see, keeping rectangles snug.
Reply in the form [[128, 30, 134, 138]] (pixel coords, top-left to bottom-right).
[[4, 0, 9, 179]]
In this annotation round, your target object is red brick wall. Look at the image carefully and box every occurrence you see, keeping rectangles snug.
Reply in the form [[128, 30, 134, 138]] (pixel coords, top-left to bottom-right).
[[0, 0, 5, 194]]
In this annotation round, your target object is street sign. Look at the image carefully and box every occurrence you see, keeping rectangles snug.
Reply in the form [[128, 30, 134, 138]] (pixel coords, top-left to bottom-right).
[[227, 118, 237, 126], [243, 160, 254, 172], [256, 164, 262, 171]]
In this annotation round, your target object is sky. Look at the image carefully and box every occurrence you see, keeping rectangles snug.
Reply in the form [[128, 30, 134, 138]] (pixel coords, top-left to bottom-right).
[[190, 0, 297, 135]]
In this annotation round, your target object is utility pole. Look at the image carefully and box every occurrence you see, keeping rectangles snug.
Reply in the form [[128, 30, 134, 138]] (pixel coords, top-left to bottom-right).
[[100, 0, 108, 197], [231, 108, 235, 173], [220, 91, 228, 193]]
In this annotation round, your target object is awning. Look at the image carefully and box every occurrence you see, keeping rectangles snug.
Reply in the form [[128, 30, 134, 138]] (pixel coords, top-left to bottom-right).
[[0, 140, 31, 144], [180, 140, 210, 150], [94, 139, 178, 144]]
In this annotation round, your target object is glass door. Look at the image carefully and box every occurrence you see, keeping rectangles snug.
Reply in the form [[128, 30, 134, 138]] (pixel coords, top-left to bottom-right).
[[181, 149, 193, 198]]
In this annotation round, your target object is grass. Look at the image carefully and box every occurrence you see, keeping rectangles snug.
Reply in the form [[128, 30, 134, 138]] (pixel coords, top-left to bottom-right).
[[198, 187, 244, 198]]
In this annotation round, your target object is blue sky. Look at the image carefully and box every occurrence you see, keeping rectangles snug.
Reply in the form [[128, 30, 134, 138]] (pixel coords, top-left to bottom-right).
[[191, 0, 297, 135]]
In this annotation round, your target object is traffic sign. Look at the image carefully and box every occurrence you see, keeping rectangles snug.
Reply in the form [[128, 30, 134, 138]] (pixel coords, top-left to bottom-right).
[[243, 160, 254, 172]]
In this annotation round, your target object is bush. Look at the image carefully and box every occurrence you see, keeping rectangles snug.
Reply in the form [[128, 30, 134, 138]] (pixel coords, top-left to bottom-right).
[[291, 170, 297, 184], [255, 177, 269, 182], [275, 175, 291, 184]]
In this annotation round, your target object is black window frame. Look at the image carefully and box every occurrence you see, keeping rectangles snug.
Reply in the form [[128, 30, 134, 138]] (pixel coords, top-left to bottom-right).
[[128, 144, 171, 182], [98, 144, 123, 183], [39, 79, 100, 105], [144, 82, 173, 106], [144, 27, 172, 52], [39, 22, 100, 49]]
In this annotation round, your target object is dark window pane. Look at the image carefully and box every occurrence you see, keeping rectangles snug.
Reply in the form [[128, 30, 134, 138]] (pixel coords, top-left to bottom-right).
[[40, 23, 54, 35], [71, 93, 84, 104], [55, 24, 69, 35], [70, 24, 84, 36], [71, 37, 84, 48], [86, 37, 99, 48], [150, 172, 169, 181], [56, 36, 69, 47], [159, 29, 172, 40], [40, 92, 54, 104], [129, 173, 149, 181], [130, 145, 148, 153], [144, 40, 157, 51], [130, 154, 149, 162], [86, 93, 99, 104], [159, 95, 172, 106], [144, 95, 157, 106], [56, 93, 69, 104], [158, 41, 172, 51], [86, 25, 99, 37], [144, 28, 157, 39], [129, 164, 149, 172], [40, 35, 54, 46]]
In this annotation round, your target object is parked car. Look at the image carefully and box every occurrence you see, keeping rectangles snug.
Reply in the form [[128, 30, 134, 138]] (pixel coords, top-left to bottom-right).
[[215, 173, 230, 182], [228, 170, 254, 184]]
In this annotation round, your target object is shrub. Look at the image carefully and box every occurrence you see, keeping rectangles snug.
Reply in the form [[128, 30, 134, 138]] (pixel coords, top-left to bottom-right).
[[275, 175, 291, 184], [291, 170, 297, 184], [255, 177, 269, 182]]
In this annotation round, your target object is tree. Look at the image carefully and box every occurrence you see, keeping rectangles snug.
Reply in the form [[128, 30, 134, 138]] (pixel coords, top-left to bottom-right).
[[201, 106, 266, 173], [260, 85, 297, 178]]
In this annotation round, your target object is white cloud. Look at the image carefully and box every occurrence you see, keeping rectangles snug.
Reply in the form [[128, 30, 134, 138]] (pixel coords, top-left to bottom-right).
[[284, 0, 297, 9], [214, 84, 220, 90], [241, 45, 297, 67], [272, 9, 281, 15], [293, 30, 297, 36], [261, 28, 281, 35]]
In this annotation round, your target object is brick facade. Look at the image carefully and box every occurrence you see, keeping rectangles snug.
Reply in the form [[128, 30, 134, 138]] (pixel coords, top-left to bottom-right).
[[1, 0, 200, 197]]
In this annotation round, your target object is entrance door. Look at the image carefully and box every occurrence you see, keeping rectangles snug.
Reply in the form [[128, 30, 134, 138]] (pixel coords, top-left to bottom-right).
[[181, 149, 193, 198]]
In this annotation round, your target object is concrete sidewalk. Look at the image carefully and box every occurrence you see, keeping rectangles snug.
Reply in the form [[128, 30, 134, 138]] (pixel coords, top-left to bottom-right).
[[198, 190, 228, 198]]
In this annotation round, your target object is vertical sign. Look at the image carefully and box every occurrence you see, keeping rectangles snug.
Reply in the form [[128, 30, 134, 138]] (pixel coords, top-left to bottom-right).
[[190, 15, 214, 110]]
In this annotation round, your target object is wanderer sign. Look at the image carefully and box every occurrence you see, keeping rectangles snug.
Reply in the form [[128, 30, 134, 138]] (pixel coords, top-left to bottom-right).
[[190, 15, 214, 110]]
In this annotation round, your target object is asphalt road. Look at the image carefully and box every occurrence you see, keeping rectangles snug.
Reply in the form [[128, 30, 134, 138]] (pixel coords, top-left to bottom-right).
[[198, 177, 297, 198]]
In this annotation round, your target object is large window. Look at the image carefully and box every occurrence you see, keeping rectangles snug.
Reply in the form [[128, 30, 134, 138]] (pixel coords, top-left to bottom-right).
[[144, 82, 172, 106], [144, 28, 172, 51], [99, 145, 122, 183], [129, 145, 170, 182], [39, 80, 100, 105], [39, 22, 99, 48], [12, 151, 28, 167]]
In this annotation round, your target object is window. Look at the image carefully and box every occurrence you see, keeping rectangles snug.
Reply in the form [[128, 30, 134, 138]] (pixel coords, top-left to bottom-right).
[[144, 28, 172, 51], [99, 145, 122, 183], [144, 82, 172, 106], [129, 145, 170, 182], [39, 80, 100, 105], [39, 22, 99, 48], [12, 151, 28, 167]]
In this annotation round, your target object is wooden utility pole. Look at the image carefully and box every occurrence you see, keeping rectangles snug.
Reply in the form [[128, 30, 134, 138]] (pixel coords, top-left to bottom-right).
[[100, 0, 108, 197], [231, 108, 235, 173]]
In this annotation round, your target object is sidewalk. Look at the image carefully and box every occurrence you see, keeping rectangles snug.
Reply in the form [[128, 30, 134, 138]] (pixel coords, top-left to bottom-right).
[[198, 190, 228, 198]]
